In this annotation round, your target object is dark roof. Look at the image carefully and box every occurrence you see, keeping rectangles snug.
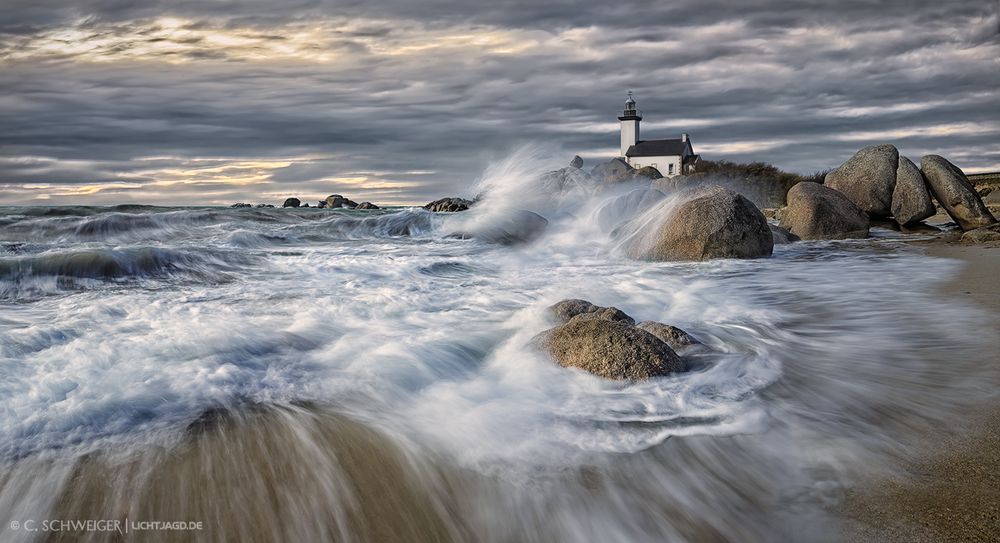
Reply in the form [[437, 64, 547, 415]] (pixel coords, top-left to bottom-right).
[[625, 138, 690, 157]]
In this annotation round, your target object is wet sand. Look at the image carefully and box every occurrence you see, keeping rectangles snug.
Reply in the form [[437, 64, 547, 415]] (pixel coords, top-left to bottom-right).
[[841, 238, 1000, 542]]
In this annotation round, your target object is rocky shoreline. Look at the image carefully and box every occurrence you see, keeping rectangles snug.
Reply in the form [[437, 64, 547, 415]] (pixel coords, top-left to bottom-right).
[[230, 145, 998, 247], [5, 147, 998, 542], [223, 146, 998, 383]]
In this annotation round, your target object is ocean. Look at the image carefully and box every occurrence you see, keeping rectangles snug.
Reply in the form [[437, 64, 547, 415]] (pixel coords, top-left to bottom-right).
[[0, 169, 995, 541]]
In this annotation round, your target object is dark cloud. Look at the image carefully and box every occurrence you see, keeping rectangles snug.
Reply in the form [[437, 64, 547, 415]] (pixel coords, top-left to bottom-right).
[[0, 0, 998, 205]]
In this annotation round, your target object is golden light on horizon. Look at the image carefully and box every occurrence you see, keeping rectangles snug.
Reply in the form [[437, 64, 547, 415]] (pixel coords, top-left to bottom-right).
[[19, 181, 143, 198], [132, 158, 297, 187], [0, 16, 541, 66]]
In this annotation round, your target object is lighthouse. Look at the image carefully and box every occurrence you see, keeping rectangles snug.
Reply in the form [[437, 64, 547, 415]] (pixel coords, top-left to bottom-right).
[[617, 91, 699, 177], [618, 91, 642, 157]]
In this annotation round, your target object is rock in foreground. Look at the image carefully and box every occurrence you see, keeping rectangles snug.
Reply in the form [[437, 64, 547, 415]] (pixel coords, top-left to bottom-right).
[[824, 144, 898, 217], [779, 182, 870, 240], [921, 155, 997, 231], [547, 299, 634, 325], [627, 186, 773, 261], [424, 197, 473, 212], [891, 157, 935, 225], [533, 314, 685, 380], [635, 321, 702, 350]]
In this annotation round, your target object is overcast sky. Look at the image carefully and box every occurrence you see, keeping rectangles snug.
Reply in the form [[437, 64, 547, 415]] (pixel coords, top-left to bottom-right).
[[1, 0, 998, 205]]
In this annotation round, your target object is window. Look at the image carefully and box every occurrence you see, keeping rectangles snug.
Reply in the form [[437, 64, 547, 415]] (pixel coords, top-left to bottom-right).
[[668, 163, 674, 175]]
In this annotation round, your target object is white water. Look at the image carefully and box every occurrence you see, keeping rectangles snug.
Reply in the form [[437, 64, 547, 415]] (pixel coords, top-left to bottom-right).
[[0, 157, 996, 541]]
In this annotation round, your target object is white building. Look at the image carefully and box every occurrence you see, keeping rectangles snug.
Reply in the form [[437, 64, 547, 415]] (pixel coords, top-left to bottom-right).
[[618, 92, 699, 177]]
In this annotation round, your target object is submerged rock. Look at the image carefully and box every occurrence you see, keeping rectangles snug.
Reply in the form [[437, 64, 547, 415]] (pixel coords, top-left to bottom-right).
[[779, 182, 869, 240], [424, 197, 473, 212], [920, 155, 997, 231], [449, 210, 548, 245], [282, 197, 301, 208], [230, 203, 252, 208], [635, 321, 702, 350], [532, 314, 685, 380], [356, 202, 380, 210], [824, 144, 898, 217], [569, 155, 584, 169], [627, 186, 773, 261], [891, 157, 935, 225], [325, 194, 359, 209], [255, 203, 274, 208]]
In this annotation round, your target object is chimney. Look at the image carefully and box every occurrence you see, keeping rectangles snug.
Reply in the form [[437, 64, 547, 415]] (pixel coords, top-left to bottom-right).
[[681, 133, 689, 142]]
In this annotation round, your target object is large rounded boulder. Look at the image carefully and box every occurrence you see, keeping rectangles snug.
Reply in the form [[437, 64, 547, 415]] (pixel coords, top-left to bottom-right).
[[626, 186, 773, 261], [533, 314, 685, 380], [891, 156, 936, 225], [779, 182, 869, 240], [920, 155, 997, 231], [824, 144, 898, 217], [282, 197, 301, 208]]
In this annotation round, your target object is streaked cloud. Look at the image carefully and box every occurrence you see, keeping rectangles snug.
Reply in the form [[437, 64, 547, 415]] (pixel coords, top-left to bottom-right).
[[0, 0, 997, 205], [0, 16, 538, 64]]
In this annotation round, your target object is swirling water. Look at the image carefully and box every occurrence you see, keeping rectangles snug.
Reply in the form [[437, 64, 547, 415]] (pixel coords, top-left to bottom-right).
[[0, 183, 996, 541]]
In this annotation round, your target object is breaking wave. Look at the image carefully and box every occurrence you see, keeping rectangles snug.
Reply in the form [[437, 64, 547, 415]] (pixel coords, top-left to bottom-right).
[[0, 159, 994, 542]]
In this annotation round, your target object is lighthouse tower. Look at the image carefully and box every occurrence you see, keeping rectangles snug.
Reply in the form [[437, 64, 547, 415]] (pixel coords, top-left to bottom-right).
[[618, 91, 642, 157]]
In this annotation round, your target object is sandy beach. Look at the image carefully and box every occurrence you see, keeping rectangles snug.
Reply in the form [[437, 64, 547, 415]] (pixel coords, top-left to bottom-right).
[[842, 237, 1000, 542]]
